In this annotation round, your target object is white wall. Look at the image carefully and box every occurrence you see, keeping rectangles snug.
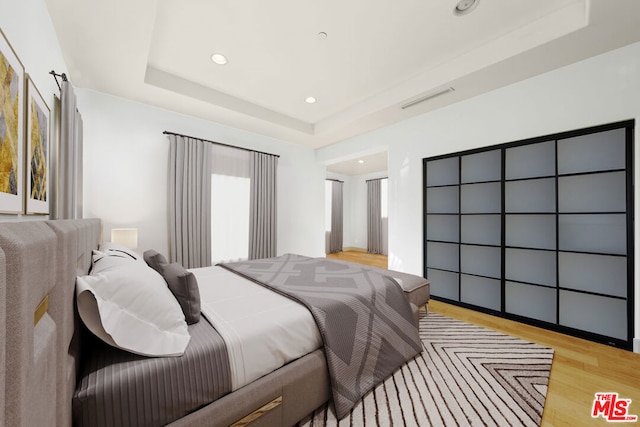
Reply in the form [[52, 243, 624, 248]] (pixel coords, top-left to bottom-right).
[[0, 0, 68, 222], [317, 41, 640, 341], [78, 89, 326, 258]]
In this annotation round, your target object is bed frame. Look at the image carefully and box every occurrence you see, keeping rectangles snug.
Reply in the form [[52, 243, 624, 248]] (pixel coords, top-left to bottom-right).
[[0, 219, 331, 426]]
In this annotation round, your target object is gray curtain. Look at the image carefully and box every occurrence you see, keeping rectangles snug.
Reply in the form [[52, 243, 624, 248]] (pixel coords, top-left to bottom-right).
[[249, 152, 278, 259], [168, 135, 212, 268], [328, 180, 343, 253], [56, 80, 83, 219], [367, 179, 382, 254]]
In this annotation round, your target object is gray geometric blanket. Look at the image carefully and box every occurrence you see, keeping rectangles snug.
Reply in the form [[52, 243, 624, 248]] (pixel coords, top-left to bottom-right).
[[220, 254, 422, 419]]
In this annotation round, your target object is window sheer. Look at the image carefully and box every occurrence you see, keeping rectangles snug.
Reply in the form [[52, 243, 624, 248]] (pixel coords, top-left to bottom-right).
[[210, 145, 250, 264]]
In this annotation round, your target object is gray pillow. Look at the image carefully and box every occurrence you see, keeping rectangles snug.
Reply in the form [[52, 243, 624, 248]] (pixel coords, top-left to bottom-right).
[[160, 262, 201, 325], [143, 249, 168, 274]]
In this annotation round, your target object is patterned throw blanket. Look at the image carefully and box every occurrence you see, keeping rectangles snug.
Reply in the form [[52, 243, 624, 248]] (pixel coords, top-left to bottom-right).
[[221, 254, 423, 419]]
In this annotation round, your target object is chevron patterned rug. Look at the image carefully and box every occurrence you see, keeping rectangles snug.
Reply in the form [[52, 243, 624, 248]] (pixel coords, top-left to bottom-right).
[[298, 311, 554, 427]]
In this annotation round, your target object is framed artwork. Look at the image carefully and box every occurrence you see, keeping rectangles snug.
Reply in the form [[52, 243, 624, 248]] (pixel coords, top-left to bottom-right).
[[0, 28, 25, 214], [25, 75, 50, 214]]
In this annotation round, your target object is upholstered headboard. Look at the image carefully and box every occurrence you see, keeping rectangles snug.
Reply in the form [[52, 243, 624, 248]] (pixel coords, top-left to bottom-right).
[[0, 219, 102, 426]]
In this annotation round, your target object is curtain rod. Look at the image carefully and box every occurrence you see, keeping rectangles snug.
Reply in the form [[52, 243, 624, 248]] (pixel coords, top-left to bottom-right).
[[49, 70, 67, 91], [163, 131, 280, 158], [366, 177, 388, 182], [326, 178, 344, 183]]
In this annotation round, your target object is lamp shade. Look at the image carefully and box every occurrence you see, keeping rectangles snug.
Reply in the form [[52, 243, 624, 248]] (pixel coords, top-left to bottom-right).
[[111, 228, 138, 250]]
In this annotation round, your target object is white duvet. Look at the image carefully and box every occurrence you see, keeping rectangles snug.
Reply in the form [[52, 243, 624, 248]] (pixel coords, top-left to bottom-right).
[[190, 266, 323, 390]]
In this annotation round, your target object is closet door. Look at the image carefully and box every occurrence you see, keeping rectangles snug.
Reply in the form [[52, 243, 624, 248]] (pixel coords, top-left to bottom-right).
[[423, 120, 634, 349], [504, 141, 557, 323], [424, 157, 460, 301], [459, 150, 501, 311], [556, 128, 629, 341]]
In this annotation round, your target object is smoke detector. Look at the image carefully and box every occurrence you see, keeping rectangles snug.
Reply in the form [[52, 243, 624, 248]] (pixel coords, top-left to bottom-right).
[[454, 0, 480, 16]]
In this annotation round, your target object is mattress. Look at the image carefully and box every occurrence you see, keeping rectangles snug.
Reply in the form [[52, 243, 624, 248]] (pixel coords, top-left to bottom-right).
[[191, 265, 323, 390]]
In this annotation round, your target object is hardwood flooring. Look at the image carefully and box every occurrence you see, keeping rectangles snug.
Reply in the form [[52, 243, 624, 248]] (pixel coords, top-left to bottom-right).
[[327, 250, 640, 427]]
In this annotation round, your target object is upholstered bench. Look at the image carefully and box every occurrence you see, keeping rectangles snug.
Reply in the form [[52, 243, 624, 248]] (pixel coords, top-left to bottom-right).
[[351, 264, 430, 325]]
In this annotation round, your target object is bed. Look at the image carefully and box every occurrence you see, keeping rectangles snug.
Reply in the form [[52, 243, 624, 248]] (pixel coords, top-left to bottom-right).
[[0, 219, 429, 427]]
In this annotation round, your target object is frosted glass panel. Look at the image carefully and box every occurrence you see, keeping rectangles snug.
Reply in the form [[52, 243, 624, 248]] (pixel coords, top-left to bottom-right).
[[427, 269, 459, 301], [558, 128, 626, 174], [505, 248, 556, 286], [461, 150, 501, 183], [505, 141, 555, 180], [461, 215, 501, 245], [460, 245, 501, 278], [558, 172, 626, 213], [461, 275, 501, 311], [506, 282, 556, 323], [427, 157, 459, 186], [426, 187, 459, 213], [460, 183, 501, 213], [426, 242, 459, 271], [505, 178, 555, 213], [559, 252, 626, 298], [558, 214, 626, 255], [505, 215, 556, 250], [559, 290, 627, 340], [426, 215, 459, 242]]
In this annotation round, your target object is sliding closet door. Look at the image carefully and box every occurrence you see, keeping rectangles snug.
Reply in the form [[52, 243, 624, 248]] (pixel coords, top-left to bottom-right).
[[459, 150, 502, 311], [423, 120, 634, 349], [425, 157, 460, 301]]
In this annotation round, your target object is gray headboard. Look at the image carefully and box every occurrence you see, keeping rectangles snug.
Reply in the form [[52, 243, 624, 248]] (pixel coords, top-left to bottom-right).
[[0, 219, 102, 426]]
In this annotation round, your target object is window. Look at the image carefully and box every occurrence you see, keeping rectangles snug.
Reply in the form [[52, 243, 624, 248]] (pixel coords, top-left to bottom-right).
[[210, 145, 251, 264]]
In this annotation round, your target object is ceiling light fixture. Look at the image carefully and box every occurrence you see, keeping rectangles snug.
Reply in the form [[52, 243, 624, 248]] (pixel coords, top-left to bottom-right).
[[358, 160, 365, 164], [210, 53, 228, 65], [401, 87, 455, 109], [453, 0, 480, 16], [317, 32, 328, 40], [305, 96, 317, 104]]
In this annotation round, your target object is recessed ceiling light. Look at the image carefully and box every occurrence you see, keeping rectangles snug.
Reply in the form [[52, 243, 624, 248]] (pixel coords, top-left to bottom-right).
[[453, 0, 479, 16], [358, 160, 365, 164], [305, 96, 317, 104], [317, 32, 328, 40], [210, 53, 228, 65]]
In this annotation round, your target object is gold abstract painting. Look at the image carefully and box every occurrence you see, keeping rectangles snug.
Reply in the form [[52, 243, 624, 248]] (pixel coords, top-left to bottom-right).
[[0, 29, 24, 213], [0, 49, 19, 195], [26, 76, 49, 214]]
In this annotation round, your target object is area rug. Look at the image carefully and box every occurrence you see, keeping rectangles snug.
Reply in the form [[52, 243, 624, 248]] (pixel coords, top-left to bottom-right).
[[298, 311, 554, 427]]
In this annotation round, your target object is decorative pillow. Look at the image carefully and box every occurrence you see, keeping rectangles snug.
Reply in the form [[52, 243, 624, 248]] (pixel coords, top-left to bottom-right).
[[143, 250, 201, 324], [76, 259, 190, 357], [162, 262, 201, 324], [143, 249, 168, 274]]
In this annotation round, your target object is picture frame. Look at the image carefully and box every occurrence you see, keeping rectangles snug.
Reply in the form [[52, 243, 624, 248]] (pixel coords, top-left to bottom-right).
[[25, 75, 50, 214], [0, 28, 25, 214]]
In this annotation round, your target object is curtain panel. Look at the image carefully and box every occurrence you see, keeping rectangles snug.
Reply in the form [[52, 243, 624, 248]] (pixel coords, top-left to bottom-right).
[[168, 135, 212, 268], [56, 80, 83, 219], [249, 152, 278, 260], [328, 180, 343, 253], [367, 179, 383, 254]]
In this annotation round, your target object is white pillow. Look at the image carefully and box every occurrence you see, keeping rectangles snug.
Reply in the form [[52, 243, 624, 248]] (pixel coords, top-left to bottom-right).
[[97, 241, 142, 262], [76, 258, 190, 357]]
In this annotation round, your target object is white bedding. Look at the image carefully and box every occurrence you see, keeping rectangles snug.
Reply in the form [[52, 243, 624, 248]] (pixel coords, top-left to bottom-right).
[[190, 266, 323, 390]]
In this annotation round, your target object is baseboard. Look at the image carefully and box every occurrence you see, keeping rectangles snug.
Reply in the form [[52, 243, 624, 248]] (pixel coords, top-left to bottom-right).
[[343, 247, 367, 253]]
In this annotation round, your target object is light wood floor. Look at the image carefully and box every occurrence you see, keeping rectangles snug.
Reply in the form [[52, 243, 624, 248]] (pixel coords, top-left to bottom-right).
[[327, 251, 640, 427]]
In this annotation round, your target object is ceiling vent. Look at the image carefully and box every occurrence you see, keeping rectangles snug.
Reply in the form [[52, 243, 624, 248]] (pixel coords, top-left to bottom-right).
[[401, 87, 455, 110]]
